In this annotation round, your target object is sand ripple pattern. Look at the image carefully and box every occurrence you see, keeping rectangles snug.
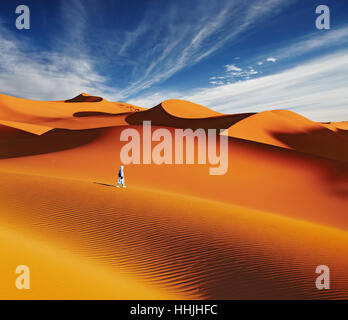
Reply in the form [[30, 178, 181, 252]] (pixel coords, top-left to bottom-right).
[[0, 173, 347, 299]]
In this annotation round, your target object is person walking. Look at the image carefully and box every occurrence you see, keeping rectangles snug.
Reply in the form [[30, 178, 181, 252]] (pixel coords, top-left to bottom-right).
[[116, 165, 126, 188]]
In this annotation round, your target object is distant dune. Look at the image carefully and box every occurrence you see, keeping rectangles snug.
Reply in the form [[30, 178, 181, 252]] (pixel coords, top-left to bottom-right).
[[322, 121, 348, 131], [0, 93, 143, 132], [161, 99, 223, 118], [0, 93, 347, 299], [65, 93, 104, 103], [127, 99, 255, 129], [225, 109, 348, 162]]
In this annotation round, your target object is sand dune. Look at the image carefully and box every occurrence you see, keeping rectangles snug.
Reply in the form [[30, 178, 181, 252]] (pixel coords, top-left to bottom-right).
[[0, 93, 347, 299], [65, 93, 104, 103], [0, 125, 103, 159], [161, 99, 223, 118], [0, 120, 52, 135], [225, 109, 348, 162], [1, 172, 347, 299], [0, 221, 182, 300], [127, 99, 254, 130], [322, 121, 348, 131], [1, 125, 347, 230], [0, 93, 143, 132]]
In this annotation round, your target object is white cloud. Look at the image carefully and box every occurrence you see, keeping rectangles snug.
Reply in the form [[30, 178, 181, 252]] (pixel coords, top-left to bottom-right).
[[254, 25, 348, 66], [210, 80, 225, 86], [195, 0, 296, 63], [266, 57, 277, 63], [225, 64, 243, 72], [0, 30, 117, 101], [209, 63, 259, 85], [113, 0, 295, 98], [129, 91, 180, 108], [130, 50, 348, 122], [0, 0, 295, 101], [274, 25, 348, 60]]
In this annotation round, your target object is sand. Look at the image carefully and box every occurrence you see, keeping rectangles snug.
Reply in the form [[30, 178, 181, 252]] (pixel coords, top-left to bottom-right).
[[0, 93, 347, 299]]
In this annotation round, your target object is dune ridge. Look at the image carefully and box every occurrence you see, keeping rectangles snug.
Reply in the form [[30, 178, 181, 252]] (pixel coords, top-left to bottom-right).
[[65, 93, 103, 103], [0, 93, 143, 132], [225, 109, 348, 162], [126, 100, 255, 130]]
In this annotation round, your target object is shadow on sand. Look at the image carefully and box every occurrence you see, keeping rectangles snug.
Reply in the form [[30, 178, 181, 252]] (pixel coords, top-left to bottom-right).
[[93, 182, 115, 188]]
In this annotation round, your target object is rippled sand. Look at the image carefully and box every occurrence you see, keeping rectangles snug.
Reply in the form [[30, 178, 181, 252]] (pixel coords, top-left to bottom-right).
[[1, 172, 347, 299]]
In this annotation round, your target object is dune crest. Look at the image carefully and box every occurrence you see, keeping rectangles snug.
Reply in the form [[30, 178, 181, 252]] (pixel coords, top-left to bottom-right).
[[0, 93, 347, 162], [225, 109, 348, 162], [126, 100, 254, 129], [0, 93, 142, 131], [65, 93, 103, 103], [322, 121, 348, 132], [161, 99, 223, 118]]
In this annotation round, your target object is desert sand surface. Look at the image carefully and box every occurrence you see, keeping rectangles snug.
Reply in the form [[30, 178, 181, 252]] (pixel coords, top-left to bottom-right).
[[0, 93, 347, 299]]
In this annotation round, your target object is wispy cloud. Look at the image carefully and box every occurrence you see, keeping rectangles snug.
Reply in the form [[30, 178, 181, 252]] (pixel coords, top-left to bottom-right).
[[194, 0, 296, 63], [255, 25, 348, 64], [266, 57, 277, 62], [103, 0, 295, 99], [202, 24, 348, 101], [0, 0, 296, 101], [3, 0, 347, 122], [130, 50, 348, 122], [276, 25, 348, 60], [0, 26, 115, 100]]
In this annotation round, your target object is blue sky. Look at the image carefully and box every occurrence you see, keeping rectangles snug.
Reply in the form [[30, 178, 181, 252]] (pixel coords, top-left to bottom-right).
[[0, 0, 347, 121]]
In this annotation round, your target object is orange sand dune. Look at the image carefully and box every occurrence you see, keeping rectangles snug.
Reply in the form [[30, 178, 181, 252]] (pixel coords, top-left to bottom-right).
[[161, 99, 223, 118], [0, 124, 105, 159], [0, 172, 347, 299], [322, 121, 348, 131], [0, 120, 52, 135], [1, 125, 347, 230], [0, 222, 183, 300], [334, 121, 348, 130], [225, 109, 348, 162], [0, 94, 348, 299], [0, 93, 134, 119], [65, 92, 104, 103], [127, 99, 254, 130], [0, 93, 143, 132]]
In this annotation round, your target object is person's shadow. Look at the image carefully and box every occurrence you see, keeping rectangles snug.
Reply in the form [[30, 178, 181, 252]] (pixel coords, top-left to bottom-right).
[[93, 182, 115, 188]]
